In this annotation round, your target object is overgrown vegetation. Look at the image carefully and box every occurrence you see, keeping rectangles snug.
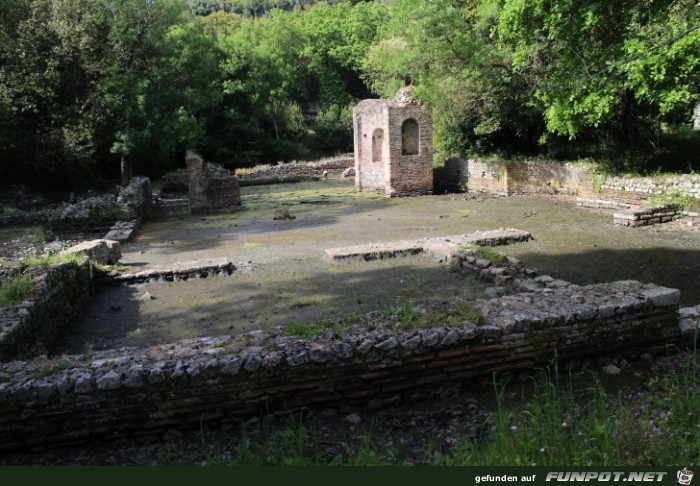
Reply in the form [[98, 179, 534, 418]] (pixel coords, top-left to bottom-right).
[[648, 190, 696, 211], [0, 276, 33, 307], [28, 359, 74, 380], [182, 349, 699, 465], [460, 244, 510, 266], [384, 298, 486, 329], [2, 0, 698, 188], [19, 253, 86, 269]]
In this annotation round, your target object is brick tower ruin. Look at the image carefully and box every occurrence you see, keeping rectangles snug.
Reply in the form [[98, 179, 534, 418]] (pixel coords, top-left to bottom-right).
[[352, 86, 433, 197]]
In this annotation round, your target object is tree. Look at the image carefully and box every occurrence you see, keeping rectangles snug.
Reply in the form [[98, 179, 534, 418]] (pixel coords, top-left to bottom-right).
[[497, 0, 700, 159], [362, 0, 542, 158]]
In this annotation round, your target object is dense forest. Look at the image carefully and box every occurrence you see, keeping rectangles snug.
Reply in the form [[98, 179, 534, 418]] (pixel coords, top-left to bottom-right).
[[1, 0, 698, 188]]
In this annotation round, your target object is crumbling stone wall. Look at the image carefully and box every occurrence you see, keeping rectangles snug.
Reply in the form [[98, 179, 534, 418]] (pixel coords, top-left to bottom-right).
[[464, 159, 594, 196], [460, 159, 700, 208], [186, 152, 241, 213], [117, 177, 153, 222], [0, 261, 93, 362], [0, 279, 682, 451], [353, 94, 433, 197], [236, 156, 353, 185], [599, 174, 700, 205], [0, 178, 152, 230]]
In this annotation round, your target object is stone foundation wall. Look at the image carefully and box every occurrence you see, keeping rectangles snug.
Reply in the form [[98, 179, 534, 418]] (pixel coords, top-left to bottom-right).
[[613, 205, 681, 227], [0, 178, 152, 230], [464, 159, 594, 196], [466, 159, 508, 195], [186, 153, 241, 214], [576, 197, 637, 212], [0, 280, 681, 451], [461, 159, 700, 211], [0, 261, 93, 362], [601, 174, 700, 202], [236, 156, 353, 182]]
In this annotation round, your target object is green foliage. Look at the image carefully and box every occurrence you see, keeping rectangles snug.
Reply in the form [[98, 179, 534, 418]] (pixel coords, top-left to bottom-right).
[[20, 253, 86, 269], [2, 0, 698, 185], [497, 0, 700, 157], [184, 351, 700, 465], [648, 190, 695, 211], [283, 321, 324, 340], [28, 359, 74, 380], [0, 276, 33, 307], [384, 298, 485, 329], [462, 244, 509, 265]]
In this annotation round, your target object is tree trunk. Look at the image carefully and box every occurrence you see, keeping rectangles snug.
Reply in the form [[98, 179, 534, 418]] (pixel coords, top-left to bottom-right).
[[273, 117, 280, 141], [120, 155, 132, 186], [693, 102, 700, 131]]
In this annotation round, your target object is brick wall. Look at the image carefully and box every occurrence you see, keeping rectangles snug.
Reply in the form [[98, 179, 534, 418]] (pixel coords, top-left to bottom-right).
[[353, 100, 433, 196], [353, 99, 389, 192], [0, 280, 681, 451], [386, 106, 433, 196]]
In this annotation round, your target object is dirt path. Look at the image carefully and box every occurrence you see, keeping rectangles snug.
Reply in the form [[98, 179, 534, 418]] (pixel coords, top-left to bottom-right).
[[56, 179, 700, 354]]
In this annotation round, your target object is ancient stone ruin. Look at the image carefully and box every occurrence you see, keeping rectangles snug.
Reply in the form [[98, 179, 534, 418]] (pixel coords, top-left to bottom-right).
[[353, 86, 433, 196], [186, 152, 241, 213]]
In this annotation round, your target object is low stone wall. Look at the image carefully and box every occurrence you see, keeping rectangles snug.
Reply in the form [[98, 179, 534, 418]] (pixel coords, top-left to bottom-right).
[[462, 159, 596, 197], [0, 178, 153, 230], [613, 205, 681, 227], [111, 257, 235, 284], [0, 279, 681, 451], [601, 174, 700, 202], [576, 197, 637, 212], [0, 261, 93, 362], [236, 156, 354, 182], [460, 159, 699, 211]]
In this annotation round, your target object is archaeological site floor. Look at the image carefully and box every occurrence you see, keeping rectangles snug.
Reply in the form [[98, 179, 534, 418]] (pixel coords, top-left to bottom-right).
[[58, 179, 700, 354]]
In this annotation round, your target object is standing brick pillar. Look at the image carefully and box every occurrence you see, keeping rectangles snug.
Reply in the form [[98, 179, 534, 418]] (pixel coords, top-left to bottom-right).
[[353, 87, 433, 197]]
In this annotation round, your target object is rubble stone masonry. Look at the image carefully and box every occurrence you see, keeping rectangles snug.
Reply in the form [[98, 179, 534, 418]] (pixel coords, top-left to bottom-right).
[[0, 280, 681, 451]]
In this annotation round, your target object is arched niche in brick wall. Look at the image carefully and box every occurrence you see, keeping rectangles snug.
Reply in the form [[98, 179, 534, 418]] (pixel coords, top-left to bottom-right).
[[372, 128, 384, 162], [402, 118, 419, 156]]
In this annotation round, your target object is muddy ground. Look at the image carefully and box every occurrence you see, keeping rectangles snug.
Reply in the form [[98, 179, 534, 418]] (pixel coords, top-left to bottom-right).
[[54, 179, 700, 354], [3, 178, 700, 465]]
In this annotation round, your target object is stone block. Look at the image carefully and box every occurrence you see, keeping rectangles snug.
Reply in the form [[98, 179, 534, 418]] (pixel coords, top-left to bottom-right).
[[62, 239, 121, 265]]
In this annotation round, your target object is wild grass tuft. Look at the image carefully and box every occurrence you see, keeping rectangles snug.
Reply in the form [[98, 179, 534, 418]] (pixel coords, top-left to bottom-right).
[[0, 276, 33, 307], [461, 244, 510, 265], [20, 252, 86, 268]]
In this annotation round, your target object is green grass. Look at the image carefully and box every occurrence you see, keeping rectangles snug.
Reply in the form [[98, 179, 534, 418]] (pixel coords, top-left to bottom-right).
[[185, 348, 698, 466], [648, 190, 696, 211], [0, 276, 33, 306], [283, 321, 325, 340], [461, 244, 510, 265], [385, 298, 485, 329], [19, 252, 86, 268], [28, 359, 74, 380]]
